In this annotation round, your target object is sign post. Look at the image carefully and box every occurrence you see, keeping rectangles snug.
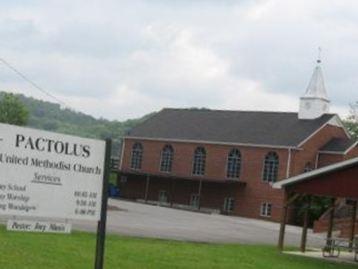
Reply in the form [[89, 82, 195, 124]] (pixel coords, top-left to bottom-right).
[[94, 138, 111, 269]]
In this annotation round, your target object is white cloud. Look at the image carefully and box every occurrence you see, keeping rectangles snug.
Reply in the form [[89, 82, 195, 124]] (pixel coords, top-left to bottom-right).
[[0, 0, 356, 120]]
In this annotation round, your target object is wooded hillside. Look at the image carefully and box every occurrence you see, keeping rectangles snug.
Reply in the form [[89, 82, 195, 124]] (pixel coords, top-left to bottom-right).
[[0, 92, 155, 155]]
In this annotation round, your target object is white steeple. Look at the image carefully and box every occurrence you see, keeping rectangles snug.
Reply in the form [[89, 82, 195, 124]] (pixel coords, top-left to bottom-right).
[[298, 49, 330, 119]]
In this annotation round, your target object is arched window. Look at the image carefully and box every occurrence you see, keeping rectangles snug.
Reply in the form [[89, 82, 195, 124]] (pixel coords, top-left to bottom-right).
[[262, 152, 279, 183], [160, 145, 174, 172], [192, 147, 206, 175], [227, 149, 241, 178], [303, 162, 313, 173], [130, 142, 143, 169]]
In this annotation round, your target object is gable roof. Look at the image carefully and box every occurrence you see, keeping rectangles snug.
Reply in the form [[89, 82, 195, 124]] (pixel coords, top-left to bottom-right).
[[319, 138, 357, 154], [126, 108, 336, 148]]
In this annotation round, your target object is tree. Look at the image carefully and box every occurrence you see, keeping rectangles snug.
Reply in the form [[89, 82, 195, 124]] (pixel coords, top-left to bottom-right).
[[343, 102, 358, 140], [294, 196, 331, 226], [345, 120, 358, 140], [0, 93, 29, 126]]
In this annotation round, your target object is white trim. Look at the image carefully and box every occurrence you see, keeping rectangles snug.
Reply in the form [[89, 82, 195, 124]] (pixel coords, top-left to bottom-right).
[[273, 157, 358, 189], [119, 138, 126, 170], [124, 136, 298, 150], [300, 96, 330, 102], [344, 141, 358, 154], [318, 150, 345, 155], [286, 148, 292, 178], [260, 202, 272, 217], [314, 152, 320, 169]]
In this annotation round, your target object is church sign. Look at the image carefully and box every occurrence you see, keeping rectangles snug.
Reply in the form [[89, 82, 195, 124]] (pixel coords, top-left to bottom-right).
[[0, 123, 106, 221]]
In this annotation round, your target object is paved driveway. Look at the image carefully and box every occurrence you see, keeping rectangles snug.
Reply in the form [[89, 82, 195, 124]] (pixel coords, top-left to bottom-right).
[[72, 199, 325, 246], [0, 199, 325, 246]]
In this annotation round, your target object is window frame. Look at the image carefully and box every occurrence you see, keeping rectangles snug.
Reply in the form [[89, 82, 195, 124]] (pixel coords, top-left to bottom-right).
[[130, 142, 143, 170], [192, 146, 206, 176], [262, 152, 279, 183], [226, 148, 242, 179], [223, 197, 235, 212], [190, 193, 200, 209], [158, 190, 168, 204], [303, 162, 313, 173], [159, 145, 174, 173], [260, 202, 272, 217]]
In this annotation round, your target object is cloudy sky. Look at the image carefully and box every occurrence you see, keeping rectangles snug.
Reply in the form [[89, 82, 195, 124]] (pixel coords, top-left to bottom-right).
[[0, 0, 357, 120]]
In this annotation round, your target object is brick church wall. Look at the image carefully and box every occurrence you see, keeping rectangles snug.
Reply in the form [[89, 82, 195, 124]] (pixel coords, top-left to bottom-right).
[[290, 124, 348, 174], [119, 123, 355, 222]]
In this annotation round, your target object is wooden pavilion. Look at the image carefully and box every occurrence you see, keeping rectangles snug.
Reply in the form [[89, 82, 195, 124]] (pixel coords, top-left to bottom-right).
[[273, 157, 358, 252]]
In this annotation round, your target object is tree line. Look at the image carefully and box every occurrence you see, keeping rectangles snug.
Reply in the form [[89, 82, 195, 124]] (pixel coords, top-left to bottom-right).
[[0, 92, 154, 155]]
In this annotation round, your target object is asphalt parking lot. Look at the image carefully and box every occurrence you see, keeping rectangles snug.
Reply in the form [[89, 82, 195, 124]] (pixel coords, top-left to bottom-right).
[[1, 199, 326, 246], [74, 199, 325, 246]]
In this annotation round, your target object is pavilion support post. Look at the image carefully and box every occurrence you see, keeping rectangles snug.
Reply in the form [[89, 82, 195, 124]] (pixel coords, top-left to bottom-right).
[[197, 180, 203, 210], [144, 175, 150, 203], [170, 179, 175, 208], [278, 192, 301, 252], [300, 196, 311, 252], [327, 198, 336, 239], [278, 205, 288, 252], [349, 200, 357, 250]]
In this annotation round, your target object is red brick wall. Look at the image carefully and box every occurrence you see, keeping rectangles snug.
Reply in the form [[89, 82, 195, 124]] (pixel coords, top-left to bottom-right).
[[287, 166, 358, 197], [121, 139, 290, 182], [119, 123, 353, 222], [346, 145, 358, 159], [120, 138, 292, 221], [290, 124, 348, 174], [318, 153, 343, 167]]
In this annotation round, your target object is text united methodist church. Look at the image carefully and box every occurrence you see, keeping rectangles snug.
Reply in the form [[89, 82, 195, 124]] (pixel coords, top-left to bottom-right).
[[117, 61, 358, 222]]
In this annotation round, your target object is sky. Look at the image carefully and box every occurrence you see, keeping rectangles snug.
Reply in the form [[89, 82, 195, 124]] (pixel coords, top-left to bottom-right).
[[0, 0, 357, 120]]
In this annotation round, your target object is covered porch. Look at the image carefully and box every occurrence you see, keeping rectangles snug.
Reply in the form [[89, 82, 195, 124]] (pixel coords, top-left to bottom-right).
[[117, 170, 246, 214], [273, 157, 358, 263]]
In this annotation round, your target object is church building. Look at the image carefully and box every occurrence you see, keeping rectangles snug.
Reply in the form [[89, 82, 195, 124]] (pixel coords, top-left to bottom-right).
[[117, 60, 358, 222]]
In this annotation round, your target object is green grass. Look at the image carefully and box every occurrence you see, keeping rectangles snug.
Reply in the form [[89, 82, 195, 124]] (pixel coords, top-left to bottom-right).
[[0, 226, 355, 269]]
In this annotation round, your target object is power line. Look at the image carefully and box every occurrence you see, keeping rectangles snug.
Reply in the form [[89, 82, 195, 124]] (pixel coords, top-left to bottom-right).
[[0, 57, 70, 108]]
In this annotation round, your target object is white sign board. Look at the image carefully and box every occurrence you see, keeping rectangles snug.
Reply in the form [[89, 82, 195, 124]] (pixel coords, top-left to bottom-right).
[[0, 123, 105, 221], [7, 219, 72, 234]]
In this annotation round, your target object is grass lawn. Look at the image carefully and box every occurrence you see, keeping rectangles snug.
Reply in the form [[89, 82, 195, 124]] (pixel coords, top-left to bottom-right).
[[0, 226, 355, 269]]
